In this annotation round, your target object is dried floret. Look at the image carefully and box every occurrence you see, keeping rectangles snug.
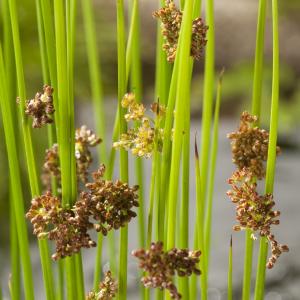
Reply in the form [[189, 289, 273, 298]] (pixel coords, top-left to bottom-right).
[[26, 191, 96, 260], [75, 125, 102, 183], [24, 85, 55, 128], [49, 209, 96, 260], [132, 241, 201, 299], [227, 111, 280, 179], [113, 93, 165, 158], [75, 164, 139, 235], [42, 126, 101, 189], [227, 168, 289, 268], [153, 0, 208, 62], [86, 271, 118, 300]]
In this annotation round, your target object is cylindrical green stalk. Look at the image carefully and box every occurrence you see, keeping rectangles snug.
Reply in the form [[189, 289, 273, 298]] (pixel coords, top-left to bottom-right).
[[166, 0, 194, 251], [194, 140, 208, 300], [53, 0, 78, 298], [254, 0, 279, 298], [204, 70, 223, 267], [116, 1, 129, 299], [7, 0, 57, 298], [200, 0, 215, 201], [228, 236, 233, 300], [178, 68, 193, 299], [242, 2, 267, 298], [0, 45, 34, 300]]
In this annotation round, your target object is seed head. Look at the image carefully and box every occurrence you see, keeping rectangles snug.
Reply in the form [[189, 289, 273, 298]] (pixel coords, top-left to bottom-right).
[[153, 0, 208, 62], [132, 241, 201, 299], [25, 85, 55, 128], [75, 164, 139, 235], [86, 271, 118, 300], [227, 111, 280, 179], [227, 168, 289, 268]]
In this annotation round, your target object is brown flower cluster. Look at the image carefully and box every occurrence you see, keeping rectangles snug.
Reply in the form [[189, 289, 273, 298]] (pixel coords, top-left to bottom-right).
[[227, 112, 288, 269], [75, 125, 102, 182], [113, 93, 165, 158], [227, 111, 280, 179], [86, 271, 118, 300], [26, 191, 95, 260], [153, 0, 208, 62], [132, 242, 201, 299], [24, 85, 55, 128], [42, 126, 101, 189], [27, 166, 139, 259], [75, 164, 139, 236], [227, 169, 289, 268]]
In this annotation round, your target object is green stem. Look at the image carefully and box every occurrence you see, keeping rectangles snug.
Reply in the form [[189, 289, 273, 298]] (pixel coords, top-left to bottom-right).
[[204, 70, 223, 268], [254, 0, 279, 298], [195, 140, 207, 300], [0, 45, 34, 300], [243, 3, 267, 298], [166, 0, 194, 250], [9, 198, 20, 300], [116, 1, 129, 299], [228, 236, 233, 300], [200, 0, 215, 204]]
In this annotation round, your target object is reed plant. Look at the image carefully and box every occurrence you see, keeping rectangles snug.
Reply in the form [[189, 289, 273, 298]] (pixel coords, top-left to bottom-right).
[[0, 0, 289, 299]]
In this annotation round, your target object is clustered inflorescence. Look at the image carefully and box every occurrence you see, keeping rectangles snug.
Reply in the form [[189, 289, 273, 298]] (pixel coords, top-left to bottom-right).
[[24, 85, 55, 128], [227, 112, 289, 269], [227, 111, 280, 179], [113, 93, 165, 158], [86, 271, 118, 300], [42, 125, 101, 189], [153, 0, 208, 63], [132, 242, 201, 299], [27, 166, 139, 260], [75, 164, 139, 236]]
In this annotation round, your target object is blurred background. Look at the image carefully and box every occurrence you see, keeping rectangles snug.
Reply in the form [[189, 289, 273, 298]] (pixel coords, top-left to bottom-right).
[[0, 0, 299, 299]]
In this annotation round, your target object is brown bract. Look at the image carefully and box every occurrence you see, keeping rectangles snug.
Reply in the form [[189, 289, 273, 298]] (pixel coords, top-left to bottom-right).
[[24, 85, 55, 128], [153, 0, 208, 63], [86, 271, 118, 300], [132, 241, 201, 299]]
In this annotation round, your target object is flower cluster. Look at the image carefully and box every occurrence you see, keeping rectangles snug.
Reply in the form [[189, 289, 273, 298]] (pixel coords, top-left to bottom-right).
[[113, 93, 165, 158], [227, 111, 280, 179], [86, 271, 118, 300], [132, 242, 201, 299], [227, 112, 288, 269], [75, 125, 102, 182], [153, 0, 208, 63], [42, 126, 101, 189], [24, 85, 55, 128], [26, 191, 95, 260], [27, 165, 139, 259], [75, 164, 139, 236]]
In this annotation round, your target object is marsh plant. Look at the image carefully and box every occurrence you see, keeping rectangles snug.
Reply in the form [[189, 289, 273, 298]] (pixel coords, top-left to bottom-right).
[[0, 0, 289, 299]]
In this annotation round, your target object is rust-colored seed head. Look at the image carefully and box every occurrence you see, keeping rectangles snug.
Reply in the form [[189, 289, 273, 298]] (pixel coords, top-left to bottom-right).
[[132, 242, 201, 299], [153, 0, 208, 63], [86, 271, 118, 300], [75, 164, 139, 235], [41, 126, 101, 189], [25, 85, 55, 128], [75, 125, 102, 183], [227, 168, 289, 268], [227, 111, 280, 179], [26, 191, 95, 260]]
